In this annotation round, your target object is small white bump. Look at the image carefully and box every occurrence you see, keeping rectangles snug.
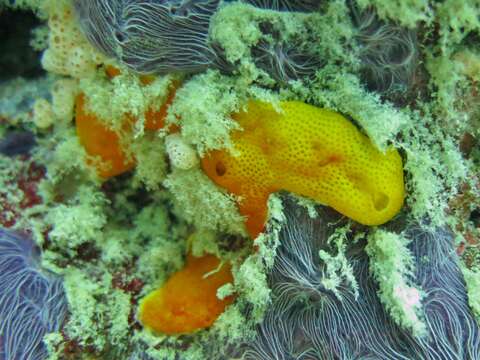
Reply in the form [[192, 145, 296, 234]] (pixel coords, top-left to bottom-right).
[[165, 133, 199, 170]]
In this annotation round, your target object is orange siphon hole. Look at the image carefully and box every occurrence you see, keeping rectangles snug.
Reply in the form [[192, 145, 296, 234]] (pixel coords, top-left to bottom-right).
[[215, 161, 226, 177]]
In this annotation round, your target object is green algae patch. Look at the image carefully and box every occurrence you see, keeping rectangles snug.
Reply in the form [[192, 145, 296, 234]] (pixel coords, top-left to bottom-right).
[[319, 224, 359, 300], [356, 0, 432, 28], [210, 3, 267, 64], [62, 267, 131, 352], [0, 155, 29, 227], [210, 1, 354, 86], [163, 168, 246, 236], [166, 70, 243, 155], [79, 70, 178, 135], [435, 0, 480, 49], [130, 134, 168, 191], [462, 266, 480, 323], [44, 185, 107, 252], [366, 229, 426, 337]]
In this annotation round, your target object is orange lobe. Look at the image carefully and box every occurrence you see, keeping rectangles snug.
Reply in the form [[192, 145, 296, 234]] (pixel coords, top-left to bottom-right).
[[138, 254, 234, 335], [75, 93, 135, 178]]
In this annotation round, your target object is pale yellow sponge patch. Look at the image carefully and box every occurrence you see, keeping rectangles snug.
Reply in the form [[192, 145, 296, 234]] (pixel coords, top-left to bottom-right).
[[51, 78, 78, 123], [202, 101, 405, 238], [41, 2, 104, 78], [33, 98, 55, 129]]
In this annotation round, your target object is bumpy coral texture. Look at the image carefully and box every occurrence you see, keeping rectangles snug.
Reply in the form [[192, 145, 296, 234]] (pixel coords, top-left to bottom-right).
[[42, 2, 104, 78], [240, 200, 480, 360], [139, 253, 234, 335], [0, 229, 67, 360], [201, 100, 405, 238]]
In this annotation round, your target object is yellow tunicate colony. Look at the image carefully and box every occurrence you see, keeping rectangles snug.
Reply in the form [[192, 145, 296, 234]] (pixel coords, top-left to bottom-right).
[[202, 100, 405, 238]]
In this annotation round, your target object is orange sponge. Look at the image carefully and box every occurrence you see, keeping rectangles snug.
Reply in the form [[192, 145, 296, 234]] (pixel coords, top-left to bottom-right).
[[138, 254, 234, 335], [104, 65, 179, 132], [75, 93, 135, 178], [201, 100, 405, 238], [75, 69, 180, 178], [144, 80, 180, 132]]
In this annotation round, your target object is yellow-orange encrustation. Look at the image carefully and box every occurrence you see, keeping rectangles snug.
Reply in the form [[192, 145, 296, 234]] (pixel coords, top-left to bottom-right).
[[201, 100, 405, 238], [138, 254, 234, 335], [75, 93, 135, 178]]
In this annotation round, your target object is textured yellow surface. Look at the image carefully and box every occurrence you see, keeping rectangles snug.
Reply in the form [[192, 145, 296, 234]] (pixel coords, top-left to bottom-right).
[[202, 101, 405, 238]]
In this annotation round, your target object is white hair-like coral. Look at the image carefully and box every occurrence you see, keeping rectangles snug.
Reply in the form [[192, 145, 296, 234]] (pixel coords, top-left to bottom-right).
[[0, 229, 67, 360], [242, 199, 480, 359]]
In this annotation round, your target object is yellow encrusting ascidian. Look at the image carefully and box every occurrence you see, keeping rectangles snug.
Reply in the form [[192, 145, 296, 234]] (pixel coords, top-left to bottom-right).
[[202, 100, 405, 238]]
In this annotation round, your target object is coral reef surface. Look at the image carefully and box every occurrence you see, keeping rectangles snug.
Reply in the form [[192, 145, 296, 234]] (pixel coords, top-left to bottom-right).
[[0, 0, 479, 359]]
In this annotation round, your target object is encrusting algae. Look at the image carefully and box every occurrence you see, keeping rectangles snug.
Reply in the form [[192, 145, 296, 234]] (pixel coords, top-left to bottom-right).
[[202, 100, 405, 238], [138, 253, 234, 335]]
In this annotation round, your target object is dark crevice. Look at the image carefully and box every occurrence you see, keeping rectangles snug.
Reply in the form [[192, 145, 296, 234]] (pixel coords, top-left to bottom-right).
[[0, 7, 45, 81]]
